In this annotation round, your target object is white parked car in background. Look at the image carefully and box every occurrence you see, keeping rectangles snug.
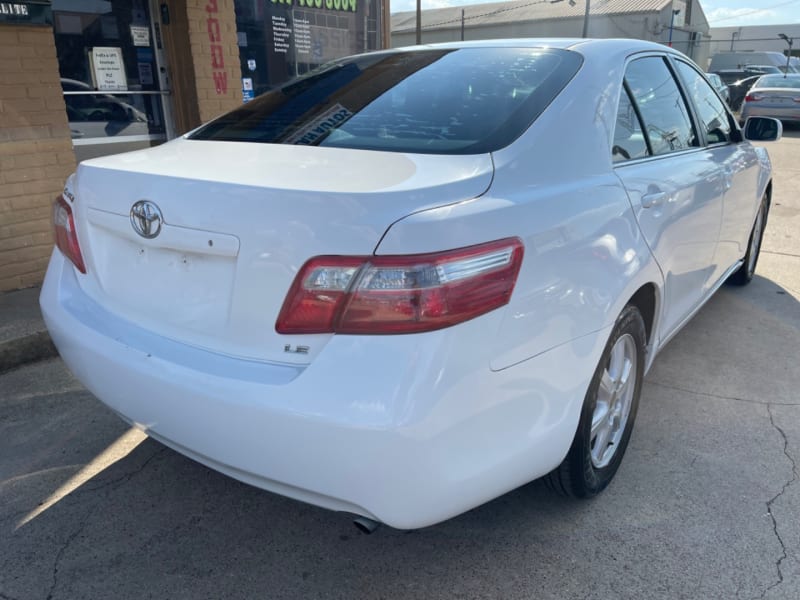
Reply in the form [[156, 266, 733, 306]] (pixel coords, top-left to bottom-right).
[[42, 39, 780, 531]]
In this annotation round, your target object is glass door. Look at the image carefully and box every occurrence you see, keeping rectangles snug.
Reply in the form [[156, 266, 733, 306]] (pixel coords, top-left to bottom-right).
[[52, 0, 175, 162]]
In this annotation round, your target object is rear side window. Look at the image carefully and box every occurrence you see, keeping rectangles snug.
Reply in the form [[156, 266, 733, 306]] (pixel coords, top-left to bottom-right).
[[756, 74, 800, 88], [190, 48, 583, 154], [674, 60, 732, 145], [623, 57, 699, 156], [613, 86, 649, 162]]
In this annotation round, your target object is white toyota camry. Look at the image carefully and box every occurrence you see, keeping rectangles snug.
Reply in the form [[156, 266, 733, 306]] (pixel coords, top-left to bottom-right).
[[41, 39, 781, 531]]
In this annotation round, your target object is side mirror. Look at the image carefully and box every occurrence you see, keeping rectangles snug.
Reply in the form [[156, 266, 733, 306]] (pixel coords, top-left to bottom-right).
[[743, 116, 783, 142]]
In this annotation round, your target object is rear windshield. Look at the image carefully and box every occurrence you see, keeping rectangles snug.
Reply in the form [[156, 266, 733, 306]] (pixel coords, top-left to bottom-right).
[[756, 74, 800, 88], [189, 48, 582, 154]]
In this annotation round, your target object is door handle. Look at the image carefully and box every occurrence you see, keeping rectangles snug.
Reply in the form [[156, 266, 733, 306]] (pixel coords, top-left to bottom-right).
[[641, 191, 666, 208]]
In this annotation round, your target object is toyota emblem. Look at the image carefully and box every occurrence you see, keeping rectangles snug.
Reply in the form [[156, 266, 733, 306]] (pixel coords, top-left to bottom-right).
[[130, 200, 163, 239]]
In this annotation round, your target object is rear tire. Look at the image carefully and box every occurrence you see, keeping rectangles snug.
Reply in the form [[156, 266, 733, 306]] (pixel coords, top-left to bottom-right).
[[728, 195, 769, 286], [546, 305, 646, 498]]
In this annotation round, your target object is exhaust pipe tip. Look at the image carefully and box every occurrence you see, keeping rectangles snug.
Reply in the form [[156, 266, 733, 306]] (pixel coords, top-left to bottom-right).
[[353, 516, 381, 534]]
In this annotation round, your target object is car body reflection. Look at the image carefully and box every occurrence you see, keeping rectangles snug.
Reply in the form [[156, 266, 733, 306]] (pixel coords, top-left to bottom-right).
[[61, 78, 148, 140]]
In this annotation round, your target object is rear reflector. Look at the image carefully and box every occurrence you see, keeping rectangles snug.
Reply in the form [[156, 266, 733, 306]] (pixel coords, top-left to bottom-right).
[[276, 238, 524, 335], [53, 194, 86, 274]]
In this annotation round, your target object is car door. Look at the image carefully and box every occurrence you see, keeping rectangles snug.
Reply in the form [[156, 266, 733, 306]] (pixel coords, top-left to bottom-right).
[[612, 55, 725, 343], [671, 59, 762, 279]]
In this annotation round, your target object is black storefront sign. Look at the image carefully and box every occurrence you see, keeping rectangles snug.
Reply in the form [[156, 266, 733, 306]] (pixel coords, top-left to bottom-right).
[[0, 1, 52, 26], [235, 0, 380, 97]]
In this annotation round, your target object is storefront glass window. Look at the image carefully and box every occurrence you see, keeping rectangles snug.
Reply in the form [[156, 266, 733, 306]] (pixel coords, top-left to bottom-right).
[[52, 0, 173, 161], [234, 0, 381, 99]]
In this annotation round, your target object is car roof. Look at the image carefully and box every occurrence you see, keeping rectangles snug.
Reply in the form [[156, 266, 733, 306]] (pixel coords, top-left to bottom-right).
[[401, 37, 685, 58], [754, 73, 800, 84], [756, 73, 800, 78]]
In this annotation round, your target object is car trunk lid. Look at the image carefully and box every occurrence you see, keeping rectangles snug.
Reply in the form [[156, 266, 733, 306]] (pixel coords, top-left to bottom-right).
[[69, 138, 493, 364], [747, 87, 800, 104]]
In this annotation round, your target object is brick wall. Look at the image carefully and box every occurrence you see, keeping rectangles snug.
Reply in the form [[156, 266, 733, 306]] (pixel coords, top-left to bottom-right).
[[164, 0, 242, 133], [186, 0, 243, 123], [0, 25, 76, 293]]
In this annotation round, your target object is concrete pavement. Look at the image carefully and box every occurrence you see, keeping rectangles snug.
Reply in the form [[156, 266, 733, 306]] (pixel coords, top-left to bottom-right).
[[0, 286, 55, 374], [2, 286, 799, 600]]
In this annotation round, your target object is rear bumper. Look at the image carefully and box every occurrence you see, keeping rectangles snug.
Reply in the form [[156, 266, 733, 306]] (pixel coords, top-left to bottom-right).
[[41, 252, 608, 528]]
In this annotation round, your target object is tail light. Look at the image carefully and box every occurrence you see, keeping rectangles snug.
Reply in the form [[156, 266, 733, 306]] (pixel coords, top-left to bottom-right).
[[744, 93, 763, 102], [276, 238, 524, 335], [53, 194, 86, 274]]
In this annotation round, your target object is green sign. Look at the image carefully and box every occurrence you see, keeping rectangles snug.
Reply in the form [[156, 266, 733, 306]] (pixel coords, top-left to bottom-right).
[[272, 0, 357, 13]]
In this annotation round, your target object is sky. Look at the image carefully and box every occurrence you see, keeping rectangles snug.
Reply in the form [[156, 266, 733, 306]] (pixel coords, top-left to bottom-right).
[[390, 0, 800, 26], [702, 0, 800, 26]]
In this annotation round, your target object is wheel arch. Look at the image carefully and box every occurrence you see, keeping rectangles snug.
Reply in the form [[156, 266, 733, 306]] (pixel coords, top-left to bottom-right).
[[627, 283, 658, 345], [622, 281, 663, 373]]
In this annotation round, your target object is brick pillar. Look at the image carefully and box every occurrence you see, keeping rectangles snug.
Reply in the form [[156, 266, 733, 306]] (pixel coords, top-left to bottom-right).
[[162, 0, 243, 133], [0, 24, 76, 293]]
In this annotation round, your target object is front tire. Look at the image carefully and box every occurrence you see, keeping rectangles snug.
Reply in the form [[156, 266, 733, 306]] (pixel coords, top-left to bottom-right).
[[546, 305, 646, 498], [728, 195, 769, 286]]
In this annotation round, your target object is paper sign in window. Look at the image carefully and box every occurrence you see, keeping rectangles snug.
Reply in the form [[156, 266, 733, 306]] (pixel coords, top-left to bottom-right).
[[90, 47, 128, 92]]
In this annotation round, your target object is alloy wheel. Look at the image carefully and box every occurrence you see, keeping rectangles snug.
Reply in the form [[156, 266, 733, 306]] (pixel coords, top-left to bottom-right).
[[590, 333, 638, 469]]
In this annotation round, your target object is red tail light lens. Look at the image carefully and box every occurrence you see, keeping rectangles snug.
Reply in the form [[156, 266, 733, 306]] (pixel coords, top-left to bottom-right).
[[276, 238, 524, 335], [274, 257, 363, 334], [53, 195, 86, 274], [744, 93, 763, 102]]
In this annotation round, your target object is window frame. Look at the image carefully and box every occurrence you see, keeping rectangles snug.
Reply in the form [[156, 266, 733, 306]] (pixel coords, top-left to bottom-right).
[[668, 56, 742, 148], [611, 81, 652, 163], [612, 53, 704, 166]]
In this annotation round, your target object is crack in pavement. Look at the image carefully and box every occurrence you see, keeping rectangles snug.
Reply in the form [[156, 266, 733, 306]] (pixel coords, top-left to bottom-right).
[[5, 446, 167, 534], [0, 508, 37, 528], [646, 381, 800, 407], [13, 447, 167, 600], [755, 404, 799, 600], [648, 380, 800, 599], [762, 250, 800, 259], [73, 446, 168, 497], [735, 579, 745, 600], [45, 505, 95, 600]]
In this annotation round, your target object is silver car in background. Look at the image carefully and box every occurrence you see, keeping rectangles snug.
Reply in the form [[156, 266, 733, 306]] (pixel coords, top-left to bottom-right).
[[740, 74, 800, 124]]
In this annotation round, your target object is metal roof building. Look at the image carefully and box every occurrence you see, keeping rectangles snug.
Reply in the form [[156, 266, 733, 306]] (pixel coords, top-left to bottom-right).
[[709, 24, 800, 60], [391, 0, 711, 64]]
